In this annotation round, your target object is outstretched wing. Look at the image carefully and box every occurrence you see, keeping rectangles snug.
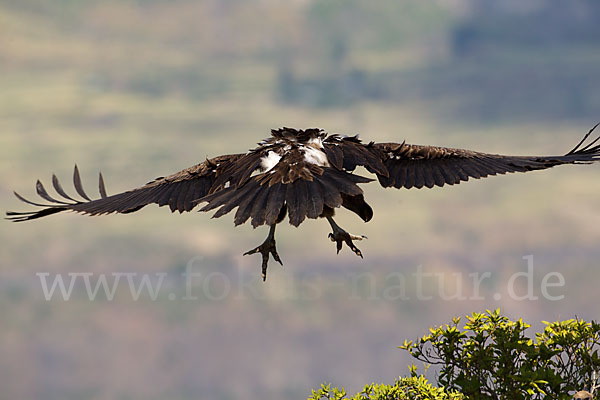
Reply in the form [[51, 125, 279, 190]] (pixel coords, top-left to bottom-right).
[[6, 154, 244, 222], [324, 124, 600, 190]]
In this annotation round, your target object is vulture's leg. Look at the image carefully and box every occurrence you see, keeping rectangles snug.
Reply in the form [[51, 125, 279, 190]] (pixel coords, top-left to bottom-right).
[[244, 224, 283, 281], [326, 215, 367, 258], [244, 205, 287, 281]]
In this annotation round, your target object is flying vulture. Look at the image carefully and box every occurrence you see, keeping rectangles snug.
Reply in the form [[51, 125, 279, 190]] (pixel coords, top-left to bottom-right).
[[6, 124, 600, 280]]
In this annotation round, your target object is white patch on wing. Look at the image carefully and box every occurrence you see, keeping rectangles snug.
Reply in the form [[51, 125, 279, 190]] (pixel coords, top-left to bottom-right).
[[260, 151, 282, 172], [303, 146, 330, 167]]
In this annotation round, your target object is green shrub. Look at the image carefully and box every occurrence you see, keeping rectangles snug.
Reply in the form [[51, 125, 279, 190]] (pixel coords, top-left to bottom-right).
[[400, 309, 600, 399], [309, 376, 464, 400], [311, 310, 600, 400]]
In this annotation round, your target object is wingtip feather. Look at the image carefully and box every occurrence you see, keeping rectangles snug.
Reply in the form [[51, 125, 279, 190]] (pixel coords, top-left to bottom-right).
[[73, 164, 91, 201], [98, 172, 107, 199]]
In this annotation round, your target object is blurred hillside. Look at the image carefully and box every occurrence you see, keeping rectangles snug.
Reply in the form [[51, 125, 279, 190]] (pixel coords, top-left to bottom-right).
[[1, 1, 600, 399]]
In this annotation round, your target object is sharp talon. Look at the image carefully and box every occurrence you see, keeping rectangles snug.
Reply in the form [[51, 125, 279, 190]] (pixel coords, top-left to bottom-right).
[[345, 239, 363, 258], [271, 250, 283, 266], [243, 247, 259, 256]]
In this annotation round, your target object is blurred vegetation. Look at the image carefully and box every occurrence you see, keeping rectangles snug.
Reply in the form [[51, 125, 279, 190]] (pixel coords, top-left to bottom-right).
[[2, 1, 600, 400], [3, 0, 600, 120], [277, 0, 600, 120]]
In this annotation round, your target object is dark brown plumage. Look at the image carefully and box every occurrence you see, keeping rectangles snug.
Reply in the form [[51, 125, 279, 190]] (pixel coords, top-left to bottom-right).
[[7, 124, 600, 280]]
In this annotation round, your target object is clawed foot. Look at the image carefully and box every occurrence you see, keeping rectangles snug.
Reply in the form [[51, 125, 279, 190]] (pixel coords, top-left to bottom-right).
[[243, 236, 283, 281], [328, 229, 367, 258]]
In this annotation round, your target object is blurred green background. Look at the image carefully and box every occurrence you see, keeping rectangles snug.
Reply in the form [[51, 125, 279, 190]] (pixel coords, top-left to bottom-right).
[[1, 1, 600, 399]]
